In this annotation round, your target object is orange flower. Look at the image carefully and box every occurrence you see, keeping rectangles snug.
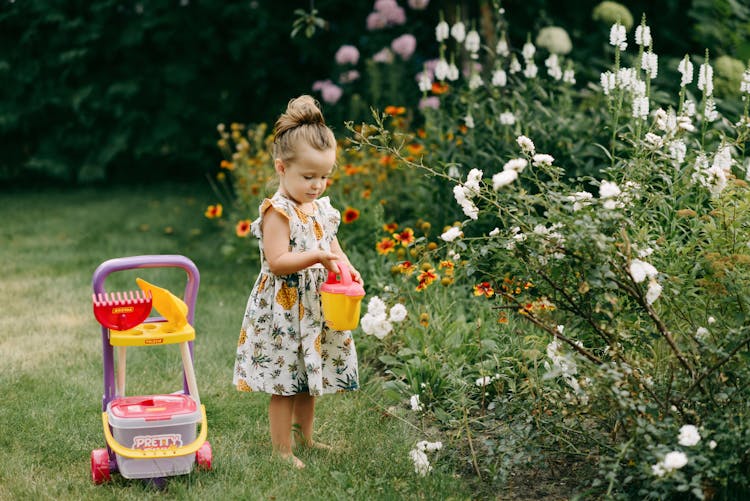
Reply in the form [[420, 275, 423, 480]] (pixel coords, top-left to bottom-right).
[[361, 189, 372, 199], [235, 219, 251, 237], [220, 160, 235, 170], [439, 260, 455, 270], [417, 128, 426, 138], [379, 155, 395, 166], [458, 125, 468, 134], [393, 227, 415, 247], [473, 282, 495, 298], [376, 237, 397, 255], [406, 143, 424, 155], [397, 261, 416, 275], [345, 164, 363, 176], [383, 222, 399, 233], [416, 268, 438, 291], [205, 204, 223, 219], [384, 105, 406, 116], [343, 207, 360, 223], [431, 82, 449, 95]]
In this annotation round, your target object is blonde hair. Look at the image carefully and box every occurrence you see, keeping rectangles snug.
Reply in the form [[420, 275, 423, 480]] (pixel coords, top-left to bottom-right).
[[273, 95, 335, 162]]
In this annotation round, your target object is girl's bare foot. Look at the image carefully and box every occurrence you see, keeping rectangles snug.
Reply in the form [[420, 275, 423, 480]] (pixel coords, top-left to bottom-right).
[[294, 439, 334, 451], [274, 452, 305, 469]]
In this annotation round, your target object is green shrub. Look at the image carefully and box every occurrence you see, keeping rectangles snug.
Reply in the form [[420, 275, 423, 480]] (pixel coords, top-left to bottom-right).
[[351, 9, 750, 498]]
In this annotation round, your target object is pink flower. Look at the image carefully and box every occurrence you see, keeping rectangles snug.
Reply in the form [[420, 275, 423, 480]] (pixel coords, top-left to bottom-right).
[[372, 47, 394, 64], [367, 12, 387, 31], [312, 79, 330, 91], [408, 0, 430, 9], [335, 45, 360, 65], [463, 61, 482, 77], [320, 83, 343, 104], [419, 96, 440, 109], [368, 0, 406, 30], [338, 70, 361, 84], [423, 58, 439, 73], [312, 80, 343, 105], [391, 34, 417, 60]]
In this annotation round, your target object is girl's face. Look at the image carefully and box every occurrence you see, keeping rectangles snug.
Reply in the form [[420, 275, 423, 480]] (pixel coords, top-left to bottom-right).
[[275, 143, 336, 206]]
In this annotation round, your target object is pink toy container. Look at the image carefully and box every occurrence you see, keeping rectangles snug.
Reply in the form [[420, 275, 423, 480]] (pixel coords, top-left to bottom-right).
[[107, 394, 201, 479]]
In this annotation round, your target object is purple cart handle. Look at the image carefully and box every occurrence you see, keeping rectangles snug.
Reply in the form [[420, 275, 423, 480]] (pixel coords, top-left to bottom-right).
[[92, 255, 201, 471], [93, 255, 200, 406]]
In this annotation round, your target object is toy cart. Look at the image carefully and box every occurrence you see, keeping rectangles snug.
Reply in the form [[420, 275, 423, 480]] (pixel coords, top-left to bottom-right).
[[90, 255, 212, 484]]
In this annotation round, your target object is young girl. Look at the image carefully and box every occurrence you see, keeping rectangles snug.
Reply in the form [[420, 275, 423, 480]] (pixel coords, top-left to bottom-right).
[[233, 95, 361, 469]]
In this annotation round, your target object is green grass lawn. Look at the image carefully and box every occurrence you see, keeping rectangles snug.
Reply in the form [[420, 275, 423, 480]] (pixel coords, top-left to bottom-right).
[[0, 184, 474, 500]]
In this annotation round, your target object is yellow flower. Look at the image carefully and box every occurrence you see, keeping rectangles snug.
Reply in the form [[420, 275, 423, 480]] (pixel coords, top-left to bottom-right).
[[205, 204, 223, 219], [376, 238, 397, 255], [473, 282, 495, 298]]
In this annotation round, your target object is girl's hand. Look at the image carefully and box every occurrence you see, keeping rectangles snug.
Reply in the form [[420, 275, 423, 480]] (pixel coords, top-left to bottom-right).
[[317, 250, 339, 273], [349, 265, 363, 286]]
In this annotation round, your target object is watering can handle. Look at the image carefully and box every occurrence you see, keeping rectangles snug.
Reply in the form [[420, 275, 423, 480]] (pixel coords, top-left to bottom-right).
[[326, 261, 351, 285]]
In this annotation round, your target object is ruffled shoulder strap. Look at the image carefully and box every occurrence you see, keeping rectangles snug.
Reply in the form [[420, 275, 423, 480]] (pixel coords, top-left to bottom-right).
[[314, 196, 341, 238], [250, 192, 292, 238]]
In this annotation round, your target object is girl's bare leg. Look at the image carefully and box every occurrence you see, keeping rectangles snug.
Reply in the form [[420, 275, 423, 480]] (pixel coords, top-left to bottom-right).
[[292, 394, 332, 450], [269, 394, 305, 468]]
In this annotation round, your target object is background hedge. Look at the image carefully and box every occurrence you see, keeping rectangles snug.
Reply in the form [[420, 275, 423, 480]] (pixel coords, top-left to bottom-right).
[[2, 0, 746, 186]]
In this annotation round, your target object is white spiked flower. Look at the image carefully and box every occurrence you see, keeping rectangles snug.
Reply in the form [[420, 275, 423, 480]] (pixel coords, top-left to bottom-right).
[[632, 95, 649, 120], [468, 73, 483, 89], [522, 41, 536, 61], [509, 55, 522, 74], [635, 24, 652, 47], [642, 51, 658, 79], [434, 59, 449, 81], [417, 71, 432, 92], [698, 62, 714, 96], [450, 21, 466, 43], [600, 71, 616, 95], [435, 21, 449, 42], [704, 97, 718, 122], [609, 23, 627, 51], [496, 38, 509, 57], [678, 56, 693, 87], [523, 62, 538, 79], [465, 30, 480, 53], [447, 62, 459, 81], [491, 69, 507, 87], [741, 69, 750, 94]]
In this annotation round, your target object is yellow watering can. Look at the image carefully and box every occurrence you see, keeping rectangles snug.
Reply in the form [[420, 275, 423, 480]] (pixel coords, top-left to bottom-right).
[[320, 262, 365, 331]]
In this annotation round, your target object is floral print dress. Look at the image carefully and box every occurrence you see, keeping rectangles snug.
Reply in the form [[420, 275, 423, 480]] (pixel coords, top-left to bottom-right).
[[233, 192, 359, 396]]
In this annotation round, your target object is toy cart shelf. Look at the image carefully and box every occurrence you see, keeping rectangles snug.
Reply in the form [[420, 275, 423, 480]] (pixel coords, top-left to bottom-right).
[[90, 255, 212, 484]]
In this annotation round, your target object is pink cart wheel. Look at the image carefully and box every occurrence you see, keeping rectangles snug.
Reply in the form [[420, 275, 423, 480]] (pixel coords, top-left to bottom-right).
[[91, 448, 111, 484], [196, 441, 212, 470]]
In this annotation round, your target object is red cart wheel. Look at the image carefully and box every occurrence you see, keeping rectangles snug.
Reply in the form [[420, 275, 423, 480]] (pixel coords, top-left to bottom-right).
[[196, 441, 212, 470], [91, 448, 111, 484]]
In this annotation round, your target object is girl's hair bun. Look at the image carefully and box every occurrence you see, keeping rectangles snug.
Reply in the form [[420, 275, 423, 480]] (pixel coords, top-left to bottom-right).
[[273, 95, 335, 160], [274, 95, 325, 138]]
